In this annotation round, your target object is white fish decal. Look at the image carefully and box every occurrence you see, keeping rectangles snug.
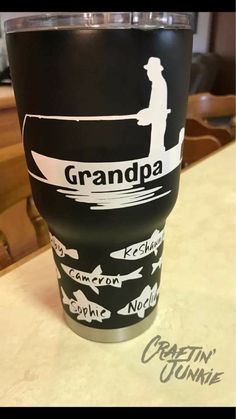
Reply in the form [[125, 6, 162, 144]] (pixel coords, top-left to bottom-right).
[[151, 257, 162, 274], [117, 283, 159, 319], [61, 287, 111, 323], [49, 232, 79, 259], [61, 263, 143, 295], [110, 229, 164, 260], [56, 266, 61, 279]]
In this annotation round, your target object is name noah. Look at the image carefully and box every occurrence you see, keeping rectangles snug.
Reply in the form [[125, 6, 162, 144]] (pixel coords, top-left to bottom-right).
[[64, 160, 163, 186]]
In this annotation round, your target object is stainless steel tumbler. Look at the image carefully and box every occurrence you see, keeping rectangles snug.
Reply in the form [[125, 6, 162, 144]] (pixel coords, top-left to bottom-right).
[[5, 12, 193, 342]]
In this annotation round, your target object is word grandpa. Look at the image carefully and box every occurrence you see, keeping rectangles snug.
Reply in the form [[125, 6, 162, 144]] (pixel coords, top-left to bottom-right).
[[65, 160, 162, 187]]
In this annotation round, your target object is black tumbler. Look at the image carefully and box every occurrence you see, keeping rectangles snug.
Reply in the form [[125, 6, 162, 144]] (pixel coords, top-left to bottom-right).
[[5, 12, 193, 342]]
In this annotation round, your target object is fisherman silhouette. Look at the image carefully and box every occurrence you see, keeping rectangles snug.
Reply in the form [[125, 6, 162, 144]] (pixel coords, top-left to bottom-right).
[[137, 57, 171, 155], [23, 56, 171, 158]]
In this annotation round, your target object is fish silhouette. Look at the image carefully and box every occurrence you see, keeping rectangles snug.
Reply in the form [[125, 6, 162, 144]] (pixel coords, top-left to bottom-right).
[[56, 266, 61, 279], [110, 229, 164, 260], [49, 232, 79, 259], [61, 287, 111, 323], [61, 263, 143, 294], [117, 283, 158, 319], [151, 257, 162, 274]]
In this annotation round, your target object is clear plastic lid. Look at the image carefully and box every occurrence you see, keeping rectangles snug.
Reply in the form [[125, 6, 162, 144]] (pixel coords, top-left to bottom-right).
[[4, 12, 193, 33]]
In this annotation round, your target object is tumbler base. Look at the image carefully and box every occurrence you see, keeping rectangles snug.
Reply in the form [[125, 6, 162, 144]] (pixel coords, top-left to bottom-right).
[[64, 309, 157, 343]]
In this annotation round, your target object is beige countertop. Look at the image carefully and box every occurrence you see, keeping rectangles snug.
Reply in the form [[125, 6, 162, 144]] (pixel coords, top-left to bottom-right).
[[0, 142, 235, 406]]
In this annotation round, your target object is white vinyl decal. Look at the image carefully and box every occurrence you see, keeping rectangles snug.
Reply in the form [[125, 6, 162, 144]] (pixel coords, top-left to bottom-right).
[[151, 257, 162, 274], [56, 266, 61, 279], [61, 287, 111, 323], [49, 232, 79, 259], [61, 263, 143, 295], [110, 228, 164, 260], [117, 283, 159, 319], [23, 57, 184, 210]]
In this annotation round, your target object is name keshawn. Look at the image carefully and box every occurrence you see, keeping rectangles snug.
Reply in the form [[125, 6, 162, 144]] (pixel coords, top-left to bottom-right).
[[65, 160, 163, 186]]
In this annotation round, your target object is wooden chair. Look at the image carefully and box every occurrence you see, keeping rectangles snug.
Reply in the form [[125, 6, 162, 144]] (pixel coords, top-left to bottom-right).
[[186, 93, 235, 147], [185, 117, 232, 146], [230, 115, 236, 138], [187, 92, 236, 119], [0, 143, 49, 269], [0, 86, 22, 148], [182, 134, 221, 168]]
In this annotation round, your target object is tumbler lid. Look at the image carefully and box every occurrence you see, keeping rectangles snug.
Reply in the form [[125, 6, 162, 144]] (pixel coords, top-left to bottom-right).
[[4, 12, 193, 33]]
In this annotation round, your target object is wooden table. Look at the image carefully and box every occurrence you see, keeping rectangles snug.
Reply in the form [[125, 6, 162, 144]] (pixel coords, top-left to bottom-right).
[[0, 86, 16, 110], [0, 143, 235, 406]]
